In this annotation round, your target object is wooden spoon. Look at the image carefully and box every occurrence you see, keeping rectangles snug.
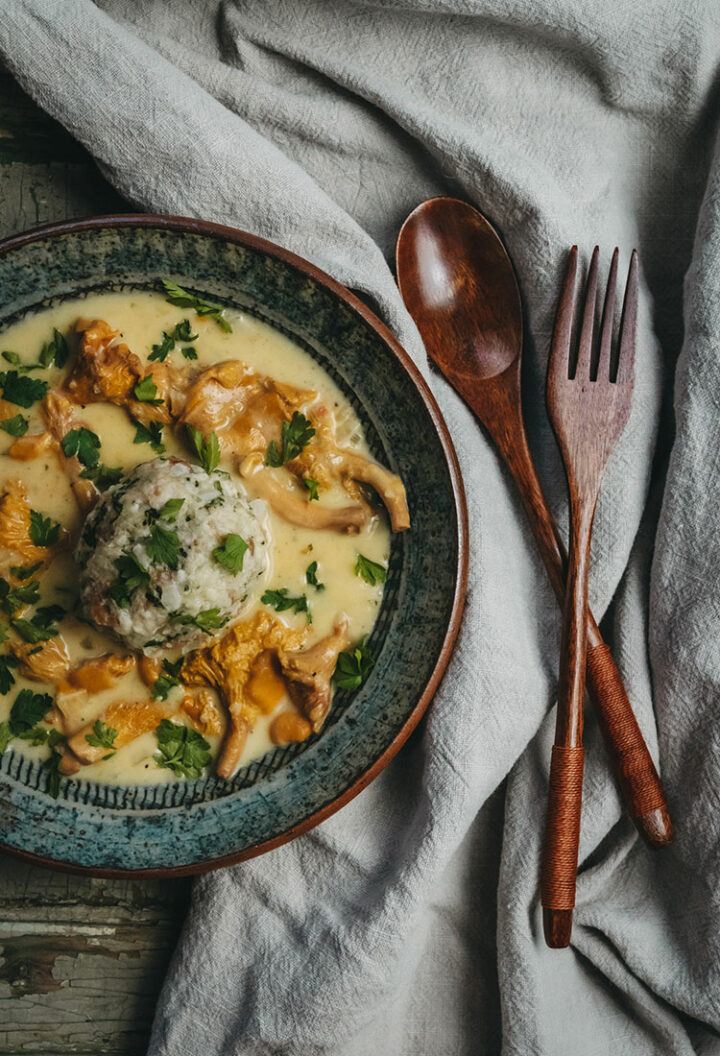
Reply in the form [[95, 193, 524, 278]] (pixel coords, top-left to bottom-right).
[[396, 197, 672, 849]]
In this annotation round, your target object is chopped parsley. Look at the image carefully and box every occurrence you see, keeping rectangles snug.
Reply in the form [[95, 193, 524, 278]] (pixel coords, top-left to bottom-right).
[[61, 426, 101, 468], [8, 687, 54, 733], [0, 653, 19, 694], [10, 561, 43, 581], [354, 553, 387, 586], [133, 419, 165, 454], [333, 638, 375, 692], [171, 608, 228, 633], [149, 319, 199, 362], [133, 375, 164, 405], [39, 329, 69, 369], [42, 749, 63, 797], [0, 577, 40, 616], [154, 719, 211, 778], [29, 509, 61, 547], [304, 477, 320, 501], [145, 523, 181, 570], [151, 658, 184, 701], [0, 370, 49, 408], [185, 424, 220, 474], [0, 414, 28, 437], [212, 533, 249, 575], [181, 346, 198, 361], [265, 412, 315, 467], [79, 463, 123, 490], [12, 604, 64, 643], [161, 280, 233, 333], [261, 587, 311, 622], [109, 553, 151, 608], [17, 725, 64, 748], [159, 498, 185, 521], [305, 561, 324, 591], [86, 719, 118, 753]]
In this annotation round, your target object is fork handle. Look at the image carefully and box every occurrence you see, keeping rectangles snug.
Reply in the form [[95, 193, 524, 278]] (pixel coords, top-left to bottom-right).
[[586, 643, 672, 844], [501, 428, 672, 848]]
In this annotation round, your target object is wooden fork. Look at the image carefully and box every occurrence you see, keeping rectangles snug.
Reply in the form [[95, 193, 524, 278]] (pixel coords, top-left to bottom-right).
[[542, 246, 638, 948]]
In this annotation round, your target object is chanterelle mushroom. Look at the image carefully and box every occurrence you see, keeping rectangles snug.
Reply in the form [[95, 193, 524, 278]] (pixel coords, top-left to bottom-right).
[[278, 615, 351, 731]]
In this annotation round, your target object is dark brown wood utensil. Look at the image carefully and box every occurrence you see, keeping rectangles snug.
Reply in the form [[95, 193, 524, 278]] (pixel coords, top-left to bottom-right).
[[395, 197, 672, 848], [542, 246, 637, 947]]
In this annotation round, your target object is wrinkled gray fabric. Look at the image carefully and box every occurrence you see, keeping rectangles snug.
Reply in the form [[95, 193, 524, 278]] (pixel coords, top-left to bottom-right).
[[3, 1, 720, 1053]]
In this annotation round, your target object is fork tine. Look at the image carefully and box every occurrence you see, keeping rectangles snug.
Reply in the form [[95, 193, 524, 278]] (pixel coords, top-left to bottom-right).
[[549, 246, 578, 381], [615, 249, 638, 385], [574, 246, 599, 380], [596, 248, 618, 381]]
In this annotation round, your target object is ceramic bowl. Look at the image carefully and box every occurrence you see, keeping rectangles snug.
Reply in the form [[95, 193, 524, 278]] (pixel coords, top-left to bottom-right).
[[0, 215, 467, 876]]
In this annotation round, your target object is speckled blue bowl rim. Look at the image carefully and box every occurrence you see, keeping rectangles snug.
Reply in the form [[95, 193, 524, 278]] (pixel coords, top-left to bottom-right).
[[0, 214, 468, 878]]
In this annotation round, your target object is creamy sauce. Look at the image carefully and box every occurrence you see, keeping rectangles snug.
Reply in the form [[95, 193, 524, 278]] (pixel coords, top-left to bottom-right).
[[0, 291, 391, 785]]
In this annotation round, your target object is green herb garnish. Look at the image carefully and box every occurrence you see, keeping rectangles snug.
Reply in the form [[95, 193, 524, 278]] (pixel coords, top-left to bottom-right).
[[151, 658, 184, 701], [29, 509, 61, 547], [161, 280, 232, 333], [10, 562, 43, 581], [0, 414, 28, 437], [305, 561, 324, 591], [133, 375, 164, 406], [39, 329, 69, 369], [159, 498, 185, 521], [333, 638, 375, 691], [145, 523, 181, 570], [61, 426, 101, 468], [154, 719, 211, 778], [261, 587, 310, 622], [0, 577, 40, 615], [79, 463, 123, 490], [181, 346, 198, 361], [133, 419, 165, 454], [0, 370, 49, 408], [0, 654, 19, 694], [86, 719, 118, 752], [304, 477, 319, 501], [212, 533, 249, 575], [354, 553, 387, 586], [185, 424, 220, 474], [265, 412, 315, 467], [8, 688, 54, 733], [109, 553, 151, 608], [171, 608, 228, 633]]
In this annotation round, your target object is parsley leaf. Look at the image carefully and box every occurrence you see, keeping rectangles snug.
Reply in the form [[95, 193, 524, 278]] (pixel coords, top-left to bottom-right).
[[42, 749, 62, 798], [29, 509, 61, 547], [79, 463, 123, 490], [151, 658, 184, 701], [149, 332, 174, 363], [154, 719, 211, 778], [11, 602, 62, 642], [261, 587, 311, 622], [333, 638, 375, 692], [161, 280, 232, 333], [304, 477, 320, 501], [133, 419, 165, 454], [145, 523, 181, 569], [181, 346, 198, 361], [306, 561, 325, 591], [265, 412, 315, 467], [171, 608, 228, 633], [149, 320, 199, 362], [354, 553, 387, 586], [159, 499, 185, 522], [133, 375, 164, 405], [17, 725, 64, 747], [0, 653, 19, 694], [9, 687, 54, 733], [0, 577, 40, 615], [61, 426, 101, 468], [0, 370, 49, 408], [109, 553, 150, 608], [0, 414, 28, 437], [39, 329, 69, 369], [86, 719, 118, 751], [10, 562, 43, 581], [212, 534, 249, 575], [185, 424, 220, 474]]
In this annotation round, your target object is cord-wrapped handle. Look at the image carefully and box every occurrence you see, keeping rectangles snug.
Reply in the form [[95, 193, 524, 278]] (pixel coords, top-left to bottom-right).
[[585, 642, 673, 848], [541, 744, 584, 948]]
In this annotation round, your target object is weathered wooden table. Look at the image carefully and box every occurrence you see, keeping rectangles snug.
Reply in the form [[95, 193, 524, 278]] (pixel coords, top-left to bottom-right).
[[0, 68, 190, 1056]]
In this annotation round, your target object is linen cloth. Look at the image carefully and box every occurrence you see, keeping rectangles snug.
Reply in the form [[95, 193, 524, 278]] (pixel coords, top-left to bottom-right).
[[2, 1, 720, 1052]]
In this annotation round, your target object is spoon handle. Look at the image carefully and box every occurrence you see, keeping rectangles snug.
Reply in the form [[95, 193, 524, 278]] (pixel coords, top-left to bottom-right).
[[496, 410, 672, 848]]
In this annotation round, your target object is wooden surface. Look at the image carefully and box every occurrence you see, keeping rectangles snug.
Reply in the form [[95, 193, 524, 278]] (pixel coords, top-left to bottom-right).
[[396, 196, 672, 848], [0, 68, 191, 1056]]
